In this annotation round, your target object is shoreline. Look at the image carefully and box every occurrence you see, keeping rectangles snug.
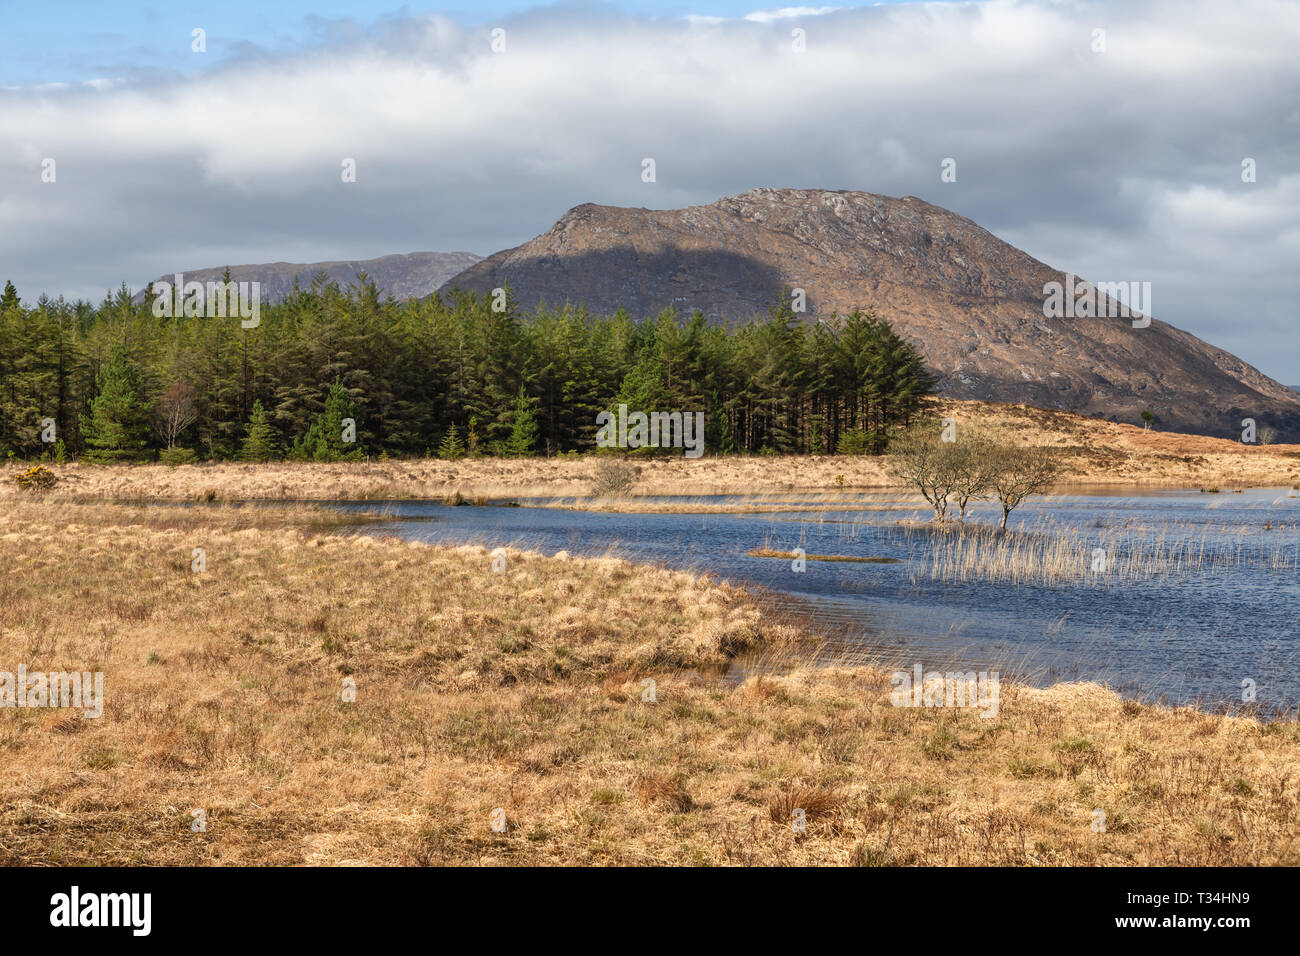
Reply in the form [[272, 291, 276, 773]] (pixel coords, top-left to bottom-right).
[[1, 499, 1296, 865], [16, 494, 1288, 715], [2, 459, 1296, 508], [3, 400, 1298, 505]]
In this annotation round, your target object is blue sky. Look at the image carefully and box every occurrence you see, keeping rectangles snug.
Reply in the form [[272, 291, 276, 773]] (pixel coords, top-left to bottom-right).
[[2, 2, 916, 86]]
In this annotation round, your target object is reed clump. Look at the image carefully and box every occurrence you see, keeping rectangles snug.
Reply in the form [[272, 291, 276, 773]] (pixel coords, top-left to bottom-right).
[[747, 547, 899, 564], [895, 519, 1298, 587]]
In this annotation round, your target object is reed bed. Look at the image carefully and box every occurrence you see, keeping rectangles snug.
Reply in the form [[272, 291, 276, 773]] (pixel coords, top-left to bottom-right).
[[890, 519, 1299, 587]]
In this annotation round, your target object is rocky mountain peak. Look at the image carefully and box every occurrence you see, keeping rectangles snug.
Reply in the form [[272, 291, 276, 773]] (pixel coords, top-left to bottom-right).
[[442, 188, 1300, 441]]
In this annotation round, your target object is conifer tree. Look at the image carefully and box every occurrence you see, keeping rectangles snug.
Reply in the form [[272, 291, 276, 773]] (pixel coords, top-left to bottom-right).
[[437, 423, 465, 460], [466, 416, 481, 458], [239, 400, 279, 461], [292, 378, 362, 461], [80, 346, 150, 461], [612, 359, 668, 421], [503, 386, 539, 457], [0, 281, 19, 313]]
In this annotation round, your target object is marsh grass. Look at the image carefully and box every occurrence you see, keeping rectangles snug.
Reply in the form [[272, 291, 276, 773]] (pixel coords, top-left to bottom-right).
[[747, 548, 901, 564], [0, 500, 1296, 866], [890, 518, 1299, 587]]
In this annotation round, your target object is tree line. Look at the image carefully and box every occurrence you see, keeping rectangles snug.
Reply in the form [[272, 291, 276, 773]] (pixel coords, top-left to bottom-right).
[[0, 274, 938, 462]]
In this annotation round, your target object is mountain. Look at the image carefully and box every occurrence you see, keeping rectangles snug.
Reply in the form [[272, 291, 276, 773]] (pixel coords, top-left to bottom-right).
[[442, 188, 1300, 441], [137, 251, 482, 305]]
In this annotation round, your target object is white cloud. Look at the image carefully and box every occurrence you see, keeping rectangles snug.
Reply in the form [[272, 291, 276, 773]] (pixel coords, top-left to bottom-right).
[[743, 7, 840, 23]]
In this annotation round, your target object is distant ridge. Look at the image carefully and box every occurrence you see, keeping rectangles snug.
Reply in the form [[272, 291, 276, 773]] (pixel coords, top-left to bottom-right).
[[135, 251, 482, 305]]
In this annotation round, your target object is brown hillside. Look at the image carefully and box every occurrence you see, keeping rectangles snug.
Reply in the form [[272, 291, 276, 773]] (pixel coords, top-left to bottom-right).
[[444, 188, 1300, 442]]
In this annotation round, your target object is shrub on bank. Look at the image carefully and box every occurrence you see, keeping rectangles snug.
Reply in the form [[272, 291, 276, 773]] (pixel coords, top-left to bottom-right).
[[12, 464, 58, 492], [591, 460, 639, 497]]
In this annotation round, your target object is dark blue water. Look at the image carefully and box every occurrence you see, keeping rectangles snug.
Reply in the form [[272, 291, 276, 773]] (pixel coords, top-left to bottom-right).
[[332, 488, 1300, 713]]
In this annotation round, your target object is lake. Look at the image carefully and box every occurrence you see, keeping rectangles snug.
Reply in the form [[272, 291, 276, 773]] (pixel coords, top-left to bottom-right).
[[330, 487, 1300, 714]]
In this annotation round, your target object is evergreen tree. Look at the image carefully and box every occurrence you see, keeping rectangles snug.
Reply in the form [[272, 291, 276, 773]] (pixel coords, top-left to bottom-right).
[[80, 346, 150, 461], [502, 386, 539, 457], [437, 423, 465, 460], [291, 378, 362, 461], [702, 393, 733, 455], [612, 358, 669, 421], [809, 415, 825, 455], [239, 400, 280, 461], [466, 415, 481, 458]]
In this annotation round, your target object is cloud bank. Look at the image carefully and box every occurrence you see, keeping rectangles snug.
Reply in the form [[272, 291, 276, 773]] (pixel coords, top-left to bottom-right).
[[1, 0, 1297, 380]]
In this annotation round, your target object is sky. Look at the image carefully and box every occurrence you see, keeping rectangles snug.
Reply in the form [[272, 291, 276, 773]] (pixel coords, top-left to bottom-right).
[[2, 0, 1297, 383]]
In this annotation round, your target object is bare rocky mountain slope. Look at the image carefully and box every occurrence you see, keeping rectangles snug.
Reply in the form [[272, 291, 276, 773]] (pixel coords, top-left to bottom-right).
[[443, 188, 1299, 441]]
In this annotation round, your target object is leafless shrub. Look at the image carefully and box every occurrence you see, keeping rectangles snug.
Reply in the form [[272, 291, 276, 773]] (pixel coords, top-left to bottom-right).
[[886, 425, 962, 521], [987, 441, 1063, 531], [153, 382, 198, 450], [590, 460, 638, 498], [889, 423, 1061, 529]]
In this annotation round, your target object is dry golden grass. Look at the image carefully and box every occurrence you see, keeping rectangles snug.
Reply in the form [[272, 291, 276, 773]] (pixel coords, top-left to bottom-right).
[[4, 399, 1297, 506], [1, 501, 1296, 866]]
